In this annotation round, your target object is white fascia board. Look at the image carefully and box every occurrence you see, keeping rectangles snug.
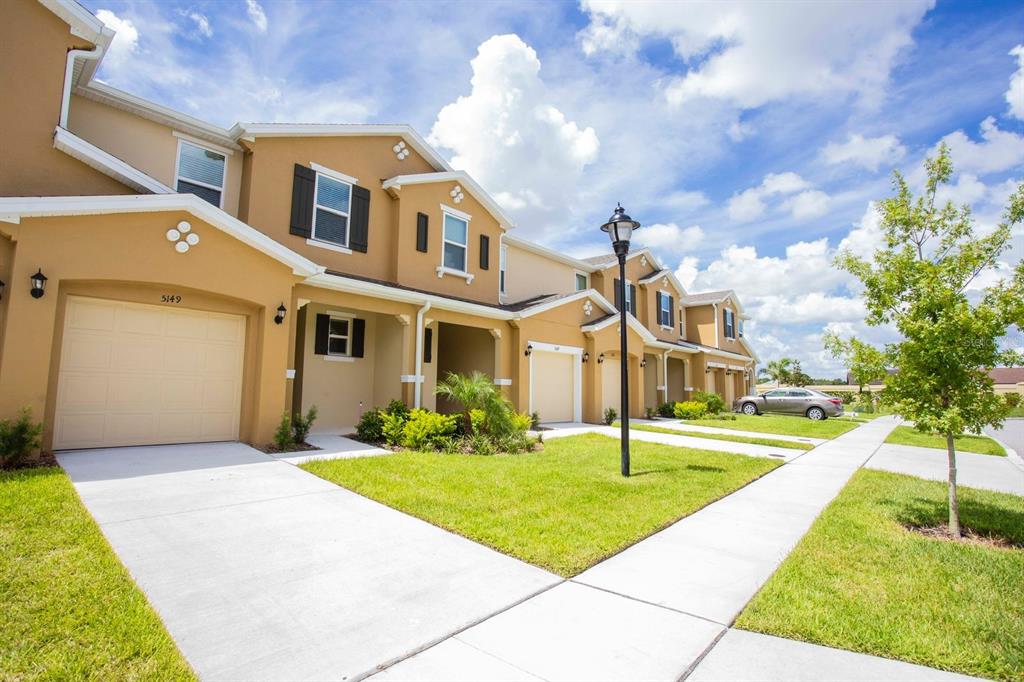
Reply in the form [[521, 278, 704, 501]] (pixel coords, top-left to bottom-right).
[[516, 289, 616, 319], [40, 0, 108, 45], [648, 340, 699, 354], [502, 234, 598, 272], [304, 272, 514, 320], [54, 127, 174, 195], [77, 83, 240, 151], [581, 312, 657, 343], [0, 194, 321, 277], [237, 124, 453, 173], [383, 171, 514, 230], [638, 268, 686, 296], [700, 346, 754, 363]]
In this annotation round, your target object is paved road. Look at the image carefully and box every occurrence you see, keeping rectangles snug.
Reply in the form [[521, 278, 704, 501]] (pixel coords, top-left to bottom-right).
[[866, 443, 1024, 496], [985, 417, 1024, 457]]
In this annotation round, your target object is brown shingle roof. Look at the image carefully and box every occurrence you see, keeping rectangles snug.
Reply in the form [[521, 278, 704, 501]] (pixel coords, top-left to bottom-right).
[[989, 367, 1024, 384]]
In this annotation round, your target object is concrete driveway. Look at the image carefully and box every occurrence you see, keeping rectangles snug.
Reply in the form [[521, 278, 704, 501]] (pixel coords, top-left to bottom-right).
[[57, 443, 558, 681]]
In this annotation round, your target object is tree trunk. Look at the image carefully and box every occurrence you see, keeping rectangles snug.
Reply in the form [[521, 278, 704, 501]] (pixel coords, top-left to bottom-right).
[[945, 432, 961, 538]]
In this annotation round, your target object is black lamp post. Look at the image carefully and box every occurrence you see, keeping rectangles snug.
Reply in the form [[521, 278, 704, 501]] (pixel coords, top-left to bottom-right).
[[600, 203, 641, 477]]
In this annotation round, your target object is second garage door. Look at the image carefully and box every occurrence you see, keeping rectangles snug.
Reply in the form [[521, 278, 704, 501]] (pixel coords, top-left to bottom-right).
[[54, 297, 245, 450], [531, 350, 577, 423]]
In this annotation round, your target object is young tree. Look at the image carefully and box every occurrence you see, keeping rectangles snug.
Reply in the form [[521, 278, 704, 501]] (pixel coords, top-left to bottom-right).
[[822, 331, 889, 393], [764, 358, 793, 387], [836, 144, 1024, 537], [789, 360, 812, 387]]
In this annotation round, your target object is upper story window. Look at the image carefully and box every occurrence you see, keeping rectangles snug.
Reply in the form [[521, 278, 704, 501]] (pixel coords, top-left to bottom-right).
[[659, 293, 672, 327], [499, 244, 508, 294], [738, 319, 744, 338], [443, 211, 469, 273], [723, 308, 736, 339], [176, 140, 225, 207], [624, 281, 634, 315], [575, 272, 589, 291], [313, 173, 352, 247]]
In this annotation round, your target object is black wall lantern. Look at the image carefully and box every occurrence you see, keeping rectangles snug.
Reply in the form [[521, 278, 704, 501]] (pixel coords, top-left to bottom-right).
[[0, 278, 5, 301], [30, 269, 47, 299], [524, 343, 533, 357], [597, 353, 605, 364], [274, 303, 287, 325], [640, 359, 647, 368], [582, 351, 590, 363]]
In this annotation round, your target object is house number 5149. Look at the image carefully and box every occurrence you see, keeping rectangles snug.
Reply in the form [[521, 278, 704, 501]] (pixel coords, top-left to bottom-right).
[[161, 294, 182, 304]]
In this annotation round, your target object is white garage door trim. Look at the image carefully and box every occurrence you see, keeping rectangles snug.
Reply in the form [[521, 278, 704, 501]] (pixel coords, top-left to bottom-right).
[[54, 296, 245, 450], [528, 340, 582, 423]]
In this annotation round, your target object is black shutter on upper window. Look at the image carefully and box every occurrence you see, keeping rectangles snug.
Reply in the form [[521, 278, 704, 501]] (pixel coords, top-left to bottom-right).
[[416, 212, 429, 252], [423, 328, 433, 363], [349, 185, 371, 253], [351, 318, 366, 358], [655, 291, 663, 323], [479, 234, 490, 270], [629, 284, 637, 315], [289, 164, 316, 237], [614, 279, 623, 311], [314, 314, 330, 355]]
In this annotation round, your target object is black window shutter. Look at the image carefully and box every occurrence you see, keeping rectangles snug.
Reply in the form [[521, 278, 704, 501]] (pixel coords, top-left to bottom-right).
[[314, 314, 330, 355], [629, 284, 637, 315], [655, 292, 663, 323], [669, 296, 675, 328], [423, 328, 433, 363], [416, 212, 429, 252], [351, 318, 366, 357], [479, 234, 490, 270], [614, 279, 622, 311], [349, 185, 371, 253], [290, 164, 316, 237]]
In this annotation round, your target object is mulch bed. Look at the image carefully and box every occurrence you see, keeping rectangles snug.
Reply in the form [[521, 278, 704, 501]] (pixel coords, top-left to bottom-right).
[[255, 442, 321, 455], [906, 524, 1023, 550]]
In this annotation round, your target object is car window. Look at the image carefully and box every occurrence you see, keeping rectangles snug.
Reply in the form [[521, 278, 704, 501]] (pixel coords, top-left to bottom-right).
[[764, 390, 785, 397], [788, 389, 811, 397]]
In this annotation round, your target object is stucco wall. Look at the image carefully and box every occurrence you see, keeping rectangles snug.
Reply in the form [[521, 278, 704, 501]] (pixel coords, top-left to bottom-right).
[[0, 0, 133, 197], [435, 322, 495, 414], [503, 243, 579, 303]]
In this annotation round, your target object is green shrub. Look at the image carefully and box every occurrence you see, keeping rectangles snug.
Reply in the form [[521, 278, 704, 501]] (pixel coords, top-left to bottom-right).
[[291, 405, 318, 443], [384, 399, 410, 418], [469, 408, 486, 435], [657, 402, 675, 418], [356, 409, 385, 442], [1004, 392, 1022, 408], [273, 412, 293, 450], [437, 435, 463, 454], [831, 391, 858, 404], [645, 407, 657, 419], [380, 411, 408, 446], [0, 407, 43, 469], [511, 412, 533, 433], [603, 407, 617, 425], [673, 401, 708, 420], [530, 412, 541, 429], [692, 390, 727, 415], [468, 432, 496, 456], [402, 409, 458, 450], [496, 432, 533, 454]]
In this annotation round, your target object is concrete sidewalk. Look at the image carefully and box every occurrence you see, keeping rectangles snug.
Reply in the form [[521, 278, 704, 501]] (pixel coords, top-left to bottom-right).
[[375, 418, 909, 681], [631, 418, 827, 446], [57, 443, 558, 681], [866, 443, 1024, 496]]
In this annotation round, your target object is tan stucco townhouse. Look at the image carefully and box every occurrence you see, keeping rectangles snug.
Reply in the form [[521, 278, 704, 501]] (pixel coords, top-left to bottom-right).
[[0, 0, 758, 452]]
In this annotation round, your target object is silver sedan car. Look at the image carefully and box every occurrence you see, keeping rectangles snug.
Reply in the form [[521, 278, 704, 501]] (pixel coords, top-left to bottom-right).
[[733, 388, 844, 420]]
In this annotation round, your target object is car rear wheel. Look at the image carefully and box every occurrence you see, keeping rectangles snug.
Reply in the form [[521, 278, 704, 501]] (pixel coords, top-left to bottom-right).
[[741, 402, 758, 415], [806, 406, 826, 421]]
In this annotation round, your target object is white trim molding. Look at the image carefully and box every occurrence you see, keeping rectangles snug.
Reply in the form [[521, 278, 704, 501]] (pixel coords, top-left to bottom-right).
[[173, 130, 235, 156], [400, 375, 424, 383], [382, 171, 514, 229], [494, 378, 513, 386], [306, 238, 353, 255], [310, 162, 358, 185]]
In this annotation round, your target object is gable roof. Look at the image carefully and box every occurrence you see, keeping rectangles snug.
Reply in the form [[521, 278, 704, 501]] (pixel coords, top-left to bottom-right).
[[0, 194, 321, 276], [580, 248, 663, 271], [683, 288, 746, 315], [502, 234, 598, 272], [382, 171, 514, 229]]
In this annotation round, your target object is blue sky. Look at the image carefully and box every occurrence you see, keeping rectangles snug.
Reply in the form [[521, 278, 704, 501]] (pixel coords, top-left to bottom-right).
[[83, 0, 1024, 376]]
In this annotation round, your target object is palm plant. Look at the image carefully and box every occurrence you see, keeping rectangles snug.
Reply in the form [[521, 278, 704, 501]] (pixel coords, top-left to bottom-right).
[[435, 371, 513, 436], [765, 358, 793, 387]]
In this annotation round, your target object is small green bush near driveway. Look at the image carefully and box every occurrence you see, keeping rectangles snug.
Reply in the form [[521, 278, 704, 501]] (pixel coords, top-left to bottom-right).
[[681, 413, 858, 439], [885, 425, 1006, 456], [736, 469, 1024, 681], [624, 423, 813, 451], [1, 467, 194, 680], [302, 433, 780, 576]]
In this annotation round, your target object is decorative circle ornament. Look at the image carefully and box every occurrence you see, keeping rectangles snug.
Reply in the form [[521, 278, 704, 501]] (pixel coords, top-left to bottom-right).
[[166, 221, 200, 253], [449, 185, 466, 204], [583, 300, 593, 316], [394, 140, 410, 160]]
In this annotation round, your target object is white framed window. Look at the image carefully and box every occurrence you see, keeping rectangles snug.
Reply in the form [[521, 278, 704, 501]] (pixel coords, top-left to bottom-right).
[[442, 210, 469, 273], [313, 173, 352, 247], [738, 318, 744, 338], [624, 280, 633, 314], [659, 292, 672, 327], [575, 272, 589, 291], [499, 244, 508, 294], [175, 140, 226, 207], [328, 316, 352, 356], [724, 308, 736, 339]]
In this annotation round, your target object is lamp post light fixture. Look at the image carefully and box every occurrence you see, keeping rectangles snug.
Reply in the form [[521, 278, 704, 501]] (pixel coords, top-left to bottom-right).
[[30, 269, 47, 299], [600, 203, 641, 477], [274, 303, 287, 325]]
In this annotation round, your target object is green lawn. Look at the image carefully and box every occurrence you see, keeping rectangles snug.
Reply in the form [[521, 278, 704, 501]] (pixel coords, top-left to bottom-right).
[[885, 425, 1006, 456], [1, 467, 194, 680], [626, 422, 813, 451], [681, 413, 859, 439], [303, 433, 780, 576], [736, 469, 1024, 681]]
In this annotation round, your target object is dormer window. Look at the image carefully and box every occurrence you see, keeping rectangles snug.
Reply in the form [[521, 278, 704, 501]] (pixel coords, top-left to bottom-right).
[[176, 140, 225, 207], [313, 173, 352, 247]]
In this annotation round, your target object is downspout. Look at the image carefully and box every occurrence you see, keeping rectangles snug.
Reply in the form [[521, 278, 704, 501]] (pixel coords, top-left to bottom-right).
[[61, 47, 103, 128], [661, 350, 671, 404], [413, 301, 432, 409], [712, 303, 720, 349]]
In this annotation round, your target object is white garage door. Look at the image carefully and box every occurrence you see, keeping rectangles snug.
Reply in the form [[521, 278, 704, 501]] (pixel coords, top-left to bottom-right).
[[531, 350, 577, 423], [54, 297, 245, 450], [601, 357, 621, 414]]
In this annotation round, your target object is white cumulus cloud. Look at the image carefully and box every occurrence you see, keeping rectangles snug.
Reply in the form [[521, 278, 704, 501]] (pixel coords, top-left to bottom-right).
[[634, 223, 704, 255], [245, 0, 268, 33], [579, 0, 932, 108], [95, 9, 139, 68], [936, 117, 1024, 175], [1007, 45, 1024, 120], [181, 10, 212, 38], [822, 133, 906, 172], [429, 34, 599, 237], [727, 172, 828, 223]]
